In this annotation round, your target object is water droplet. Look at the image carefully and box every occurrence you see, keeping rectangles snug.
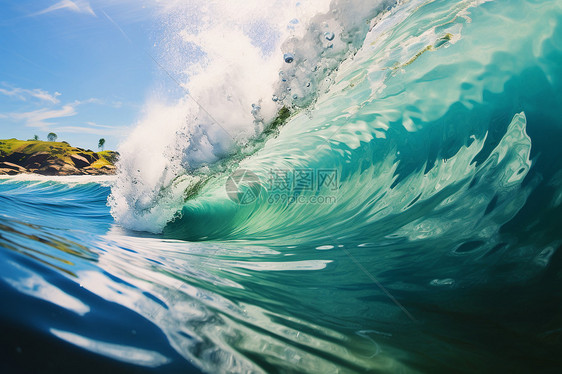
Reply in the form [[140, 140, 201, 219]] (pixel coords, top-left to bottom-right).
[[324, 31, 335, 41], [284, 53, 294, 63], [272, 95, 279, 102], [251, 104, 261, 115], [292, 94, 298, 99]]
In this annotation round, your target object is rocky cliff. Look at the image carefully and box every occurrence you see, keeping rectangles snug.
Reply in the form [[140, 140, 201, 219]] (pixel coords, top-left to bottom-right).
[[0, 139, 119, 176]]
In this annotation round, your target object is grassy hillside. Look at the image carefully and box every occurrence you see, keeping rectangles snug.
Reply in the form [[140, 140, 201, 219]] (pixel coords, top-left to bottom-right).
[[0, 138, 117, 169]]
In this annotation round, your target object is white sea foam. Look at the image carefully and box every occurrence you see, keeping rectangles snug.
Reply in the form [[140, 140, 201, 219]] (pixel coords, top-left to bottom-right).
[[0, 174, 115, 186], [110, 0, 395, 232]]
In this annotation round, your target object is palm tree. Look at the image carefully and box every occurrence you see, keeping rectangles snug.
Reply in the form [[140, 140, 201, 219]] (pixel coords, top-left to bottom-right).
[[47, 132, 57, 142], [98, 138, 106, 151]]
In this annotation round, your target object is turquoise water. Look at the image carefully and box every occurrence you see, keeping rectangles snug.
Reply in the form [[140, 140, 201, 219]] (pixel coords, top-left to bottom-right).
[[2, 0, 562, 372]]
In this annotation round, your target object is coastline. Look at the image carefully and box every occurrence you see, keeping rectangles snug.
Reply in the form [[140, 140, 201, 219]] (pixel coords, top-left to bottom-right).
[[0, 139, 118, 176], [0, 173, 116, 185]]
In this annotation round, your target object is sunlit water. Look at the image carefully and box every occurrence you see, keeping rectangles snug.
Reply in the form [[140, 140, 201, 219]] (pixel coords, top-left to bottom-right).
[[2, 0, 562, 373]]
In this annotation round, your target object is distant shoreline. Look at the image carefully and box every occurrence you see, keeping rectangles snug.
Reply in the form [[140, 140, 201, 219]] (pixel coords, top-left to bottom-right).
[[0, 138, 119, 176]]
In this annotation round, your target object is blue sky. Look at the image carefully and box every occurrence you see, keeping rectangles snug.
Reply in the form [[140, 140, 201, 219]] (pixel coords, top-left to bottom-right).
[[0, 0, 165, 151]]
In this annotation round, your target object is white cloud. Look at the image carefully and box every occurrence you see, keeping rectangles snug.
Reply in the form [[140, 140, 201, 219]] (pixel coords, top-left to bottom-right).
[[32, 90, 62, 103], [0, 85, 61, 104], [85, 121, 118, 129], [8, 104, 79, 129], [78, 97, 104, 105], [53, 122, 129, 137], [33, 0, 96, 17], [0, 81, 131, 147], [3, 105, 129, 137], [53, 125, 125, 136], [0, 85, 128, 133]]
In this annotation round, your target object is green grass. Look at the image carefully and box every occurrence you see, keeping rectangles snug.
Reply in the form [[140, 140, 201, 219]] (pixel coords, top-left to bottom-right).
[[0, 138, 117, 168]]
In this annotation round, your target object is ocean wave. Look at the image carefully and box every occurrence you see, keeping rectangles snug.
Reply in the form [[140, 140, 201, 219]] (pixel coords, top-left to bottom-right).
[[110, 0, 562, 246]]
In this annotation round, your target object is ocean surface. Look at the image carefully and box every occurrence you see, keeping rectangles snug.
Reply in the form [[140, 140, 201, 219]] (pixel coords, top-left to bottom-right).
[[2, 0, 562, 372]]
